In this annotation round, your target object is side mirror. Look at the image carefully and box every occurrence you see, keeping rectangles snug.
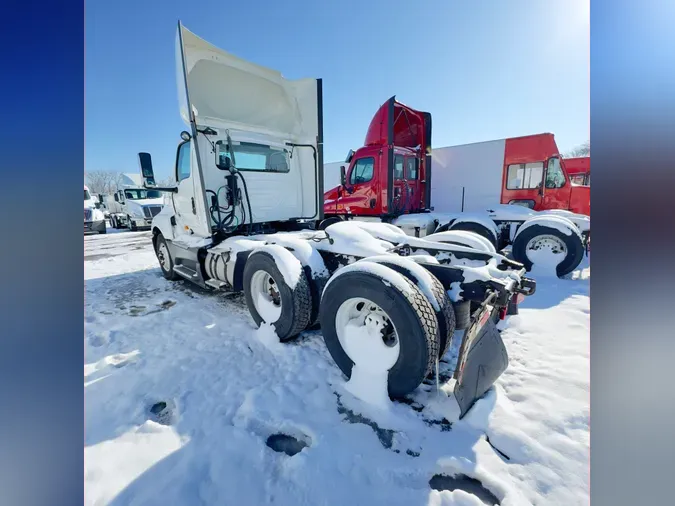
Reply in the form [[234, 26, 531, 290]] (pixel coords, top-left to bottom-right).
[[345, 149, 355, 164], [180, 131, 192, 142], [340, 165, 346, 186], [215, 140, 232, 171], [138, 152, 156, 187]]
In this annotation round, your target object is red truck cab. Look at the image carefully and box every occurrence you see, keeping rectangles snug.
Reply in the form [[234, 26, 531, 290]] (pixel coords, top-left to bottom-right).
[[323, 97, 430, 219], [324, 102, 590, 221], [500, 134, 590, 215], [564, 156, 591, 185]]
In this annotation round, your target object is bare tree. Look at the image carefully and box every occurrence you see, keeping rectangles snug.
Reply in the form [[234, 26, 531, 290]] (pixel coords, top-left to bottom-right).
[[157, 175, 176, 187], [565, 140, 590, 158], [85, 171, 129, 194]]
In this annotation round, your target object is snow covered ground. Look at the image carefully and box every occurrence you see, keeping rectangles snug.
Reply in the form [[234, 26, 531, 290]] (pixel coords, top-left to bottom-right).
[[84, 230, 590, 506]]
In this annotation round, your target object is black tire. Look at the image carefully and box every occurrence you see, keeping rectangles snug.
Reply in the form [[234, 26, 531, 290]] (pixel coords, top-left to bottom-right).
[[511, 224, 584, 277], [128, 216, 138, 232], [320, 269, 439, 398], [243, 251, 312, 341], [110, 216, 116, 229], [318, 216, 342, 230], [154, 234, 179, 281], [448, 221, 498, 249], [373, 261, 456, 360], [305, 267, 328, 330], [98, 227, 107, 235]]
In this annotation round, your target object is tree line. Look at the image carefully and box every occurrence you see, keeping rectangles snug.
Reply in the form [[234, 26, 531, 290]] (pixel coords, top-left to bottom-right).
[[84, 171, 176, 195]]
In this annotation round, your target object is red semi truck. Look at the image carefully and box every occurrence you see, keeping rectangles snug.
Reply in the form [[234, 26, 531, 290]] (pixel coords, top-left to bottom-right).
[[565, 156, 591, 186], [322, 97, 591, 277]]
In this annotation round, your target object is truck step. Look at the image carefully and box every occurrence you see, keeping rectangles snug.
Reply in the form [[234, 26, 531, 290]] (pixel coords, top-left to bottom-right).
[[173, 264, 199, 280], [205, 278, 227, 290]]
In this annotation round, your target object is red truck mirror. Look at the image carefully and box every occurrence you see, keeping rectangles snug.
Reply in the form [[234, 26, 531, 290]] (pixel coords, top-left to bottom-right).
[[340, 165, 346, 186]]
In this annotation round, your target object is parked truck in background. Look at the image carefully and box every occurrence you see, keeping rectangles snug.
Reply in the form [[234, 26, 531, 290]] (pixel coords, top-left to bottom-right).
[[322, 99, 590, 277], [565, 156, 590, 186], [135, 22, 539, 419], [108, 187, 164, 231], [84, 185, 106, 234]]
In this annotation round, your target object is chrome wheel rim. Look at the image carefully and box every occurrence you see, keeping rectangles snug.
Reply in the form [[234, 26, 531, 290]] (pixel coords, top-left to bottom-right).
[[250, 271, 282, 322], [525, 234, 567, 263], [335, 297, 400, 373], [157, 242, 171, 271]]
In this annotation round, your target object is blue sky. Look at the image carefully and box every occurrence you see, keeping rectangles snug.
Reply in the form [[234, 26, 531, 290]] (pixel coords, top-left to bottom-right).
[[85, 0, 589, 182]]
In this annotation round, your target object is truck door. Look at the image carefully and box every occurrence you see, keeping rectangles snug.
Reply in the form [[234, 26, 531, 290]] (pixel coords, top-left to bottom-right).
[[405, 155, 421, 212], [340, 155, 380, 215], [541, 156, 572, 210], [172, 139, 211, 236], [391, 154, 406, 214], [502, 161, 545, 209]]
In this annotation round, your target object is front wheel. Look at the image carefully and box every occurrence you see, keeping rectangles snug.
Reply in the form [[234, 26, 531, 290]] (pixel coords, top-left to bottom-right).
[[154, 234, 179, 280], [243, 251, 312, 341], [511, 224, 584, 277], [128, 216, 138, 232]]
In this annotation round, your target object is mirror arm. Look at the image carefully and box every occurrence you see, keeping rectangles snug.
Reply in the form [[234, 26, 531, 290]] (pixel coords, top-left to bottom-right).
[[143, 185, 178, 193]]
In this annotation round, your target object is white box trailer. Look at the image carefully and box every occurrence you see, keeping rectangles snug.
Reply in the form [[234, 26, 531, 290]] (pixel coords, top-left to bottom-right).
[[430, 139, 507, 214]]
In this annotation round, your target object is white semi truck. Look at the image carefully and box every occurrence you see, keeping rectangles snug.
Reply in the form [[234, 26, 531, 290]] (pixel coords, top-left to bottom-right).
[[84, 185, 106, 234], [108, 187, 164, 231], [136, 22, 538, 418]]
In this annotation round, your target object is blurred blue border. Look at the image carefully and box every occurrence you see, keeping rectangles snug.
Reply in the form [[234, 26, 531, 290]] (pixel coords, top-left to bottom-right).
[[591, 1, 675, 505], [0, 1, 84, 504]]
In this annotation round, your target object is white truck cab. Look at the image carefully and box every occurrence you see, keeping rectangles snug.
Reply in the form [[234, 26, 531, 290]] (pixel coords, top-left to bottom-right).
[[84, 185, 106, 234], [108, 187, 164, 231]]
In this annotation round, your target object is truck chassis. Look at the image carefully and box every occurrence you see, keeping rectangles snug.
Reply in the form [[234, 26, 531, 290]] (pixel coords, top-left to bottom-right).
[[150, 219, 535, 418]]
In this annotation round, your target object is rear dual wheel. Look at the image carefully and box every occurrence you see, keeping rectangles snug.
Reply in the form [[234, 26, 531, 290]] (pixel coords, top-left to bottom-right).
[[320, 269, 439, 398], [511, 224, 584, 277]]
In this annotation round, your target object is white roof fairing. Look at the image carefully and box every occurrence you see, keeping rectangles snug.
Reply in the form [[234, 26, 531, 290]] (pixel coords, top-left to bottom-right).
[[176, 24, 319, 142]]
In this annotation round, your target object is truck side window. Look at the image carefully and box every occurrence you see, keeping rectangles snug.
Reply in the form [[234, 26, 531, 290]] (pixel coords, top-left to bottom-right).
[[506, 162, 544, 190], [394, 155, 404, 180], [349, 157, 374, 184], [176, 141, 191, 182], [545, 157, 566, 189], [406, 157, 418, 180]]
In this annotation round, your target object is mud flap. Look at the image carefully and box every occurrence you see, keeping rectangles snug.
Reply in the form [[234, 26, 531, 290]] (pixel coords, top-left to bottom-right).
[[453, 307, 508, 419]]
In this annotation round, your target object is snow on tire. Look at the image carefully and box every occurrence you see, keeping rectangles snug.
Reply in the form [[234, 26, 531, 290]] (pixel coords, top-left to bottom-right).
[[362, 257, 456, 361], [447, 221, 498, 248], [424, 230, 496, 253], [319, 266, 439, 398], [243, 251, 312, 341], [511, 224, 584, 277]]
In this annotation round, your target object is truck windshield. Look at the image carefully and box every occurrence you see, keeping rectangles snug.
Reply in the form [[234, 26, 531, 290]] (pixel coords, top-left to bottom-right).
[[545, 157, 566, 189], [84, 189, 91, 200], [218, 142, 290, 173], [124, 189, 162, 200]]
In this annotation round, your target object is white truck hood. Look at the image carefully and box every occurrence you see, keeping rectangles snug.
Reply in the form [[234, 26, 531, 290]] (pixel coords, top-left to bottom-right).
[[176, 23, 319, 142], [126, 198, 164, 207]]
